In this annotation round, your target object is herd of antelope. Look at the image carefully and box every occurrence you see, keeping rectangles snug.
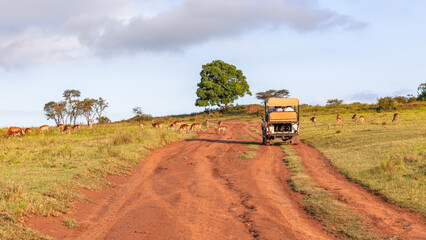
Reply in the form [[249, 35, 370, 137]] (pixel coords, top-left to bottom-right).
[[310, 113, 400, 125], [4, 124, 82, 139], [141, 120, 226, 134]]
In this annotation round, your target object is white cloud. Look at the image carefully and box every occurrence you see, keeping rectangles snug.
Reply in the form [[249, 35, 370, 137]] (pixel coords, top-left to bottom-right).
[[0, 0, 366, 70]]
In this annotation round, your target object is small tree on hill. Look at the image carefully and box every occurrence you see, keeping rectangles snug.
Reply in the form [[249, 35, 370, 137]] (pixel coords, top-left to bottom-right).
[[133, 107, 143, 117], [256, 89, 290, 104], [195, 60, 251, 109], [326, 99, 343, 106], [417, 83, 426, 101]]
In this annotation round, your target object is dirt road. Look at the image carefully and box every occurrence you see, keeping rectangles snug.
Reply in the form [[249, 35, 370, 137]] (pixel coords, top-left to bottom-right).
[[27, 121, 425, 239]]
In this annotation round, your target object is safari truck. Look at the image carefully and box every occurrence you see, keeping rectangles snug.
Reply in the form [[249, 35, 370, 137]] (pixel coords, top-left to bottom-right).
[[261, 98, 300, 145]]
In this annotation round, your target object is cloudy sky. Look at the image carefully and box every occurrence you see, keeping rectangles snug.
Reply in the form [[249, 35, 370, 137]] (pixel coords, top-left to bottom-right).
[[1, 0, 425, 127]]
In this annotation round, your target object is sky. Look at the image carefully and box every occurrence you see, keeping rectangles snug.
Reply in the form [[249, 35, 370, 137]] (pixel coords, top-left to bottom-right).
[[1, 0, 425, 127]]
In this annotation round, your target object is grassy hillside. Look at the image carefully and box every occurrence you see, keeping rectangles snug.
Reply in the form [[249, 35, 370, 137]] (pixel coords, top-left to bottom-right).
[[299, 107, 426, 215], [0, 122, 197, 239]]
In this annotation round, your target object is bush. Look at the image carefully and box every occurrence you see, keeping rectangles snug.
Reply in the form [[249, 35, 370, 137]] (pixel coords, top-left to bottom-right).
[[377, 97, 397, 111]]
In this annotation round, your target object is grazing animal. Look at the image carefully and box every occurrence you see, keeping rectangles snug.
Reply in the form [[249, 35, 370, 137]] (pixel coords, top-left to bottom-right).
[[57, 124, 64, 132], [217, 126, 227, 135], [359, 116, 366, 124], [172, 121, 182, 127], [63, 125, 72, 134], [4, 127, 25, 138], [72, 125, 81, 131], [151, 121, 163, 129], [190, 123, 202, 132], [88, 119, 94, 129], [178, 124, 190, 133], [310, 117, 317, 124], [336, 114, 343, 126], [352, 114, 358, 121], [392, 113, 399, 123], [139, 122, 144, 130], [24, 128, 32, 134], [167, 123, 175, 130], [218, 121, 223, 126], [39, 125, 49, 133]]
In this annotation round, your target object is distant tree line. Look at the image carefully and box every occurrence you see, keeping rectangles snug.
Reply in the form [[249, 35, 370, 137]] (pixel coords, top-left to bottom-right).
[[44, 89, 110, 125]]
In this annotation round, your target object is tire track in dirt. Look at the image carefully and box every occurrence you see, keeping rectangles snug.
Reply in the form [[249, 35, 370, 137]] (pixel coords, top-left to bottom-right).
[[27, 121, 334, 240], [292, 143, 426, 239]]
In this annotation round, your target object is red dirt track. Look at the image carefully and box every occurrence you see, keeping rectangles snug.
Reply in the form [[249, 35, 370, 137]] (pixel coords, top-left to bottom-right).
[[26, 121, 425, 239]]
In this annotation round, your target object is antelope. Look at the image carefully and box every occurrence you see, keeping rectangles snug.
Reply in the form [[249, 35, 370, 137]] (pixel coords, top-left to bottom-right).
[[172, 121, 182, 127], [24, 128, 32, 134], [4, 127, 25, 138], [178, 124, 189, 133], [72, 125, 81, 131], [39, 125, 49, 133], [392, 113, 399, 123], [310, 117, 317, 124], [352, 114, 358, 121], [217, 126, 227, 135], [190, 123, 202, 132], [218, 121, 223, 126], [151, 121, 163, 130], [359, 116, 366, 124], [139, 122, 144, 130], [167, 123, 175, 130], [57, 124, 64, 132], [336, 114, 343, 126], [63, 125, 72, 134]]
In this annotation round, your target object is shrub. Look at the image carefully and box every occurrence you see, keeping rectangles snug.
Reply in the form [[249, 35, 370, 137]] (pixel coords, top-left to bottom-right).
[[377, 97, 397, 111]]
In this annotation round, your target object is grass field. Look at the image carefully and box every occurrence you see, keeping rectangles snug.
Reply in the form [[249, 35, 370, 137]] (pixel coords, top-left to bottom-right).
[[300, 107, 426, 215], [0, 122, 197, 239]]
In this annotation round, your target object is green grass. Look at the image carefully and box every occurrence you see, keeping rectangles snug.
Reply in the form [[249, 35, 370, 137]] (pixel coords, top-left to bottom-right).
[[280, 144, 377, 240], [237, 151, 257, 159], [300, 107, 426, 215], [0, 122, 195, 239], [61, 218, 79, 229]]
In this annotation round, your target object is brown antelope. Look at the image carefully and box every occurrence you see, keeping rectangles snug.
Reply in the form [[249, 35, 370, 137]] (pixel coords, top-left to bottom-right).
[[139, 122, 144, 130], [167, 123, 175, 130], [178, 124, 190, 133], [336, 114, 343, 126], [57, 124, 64, 132], [359, 116, 366, 124], [217, 126, 227, 135], [172, 121, 182, 127], [24, 128, 32, 134], [392, 113, 399, 123], [39, 125, 49, 133], [63, 125, 72, 134], [4, 127, 25, 138], [151, 121, 163, 130], [352, 114, 358, 121], [190, 123, 202, 132], [72, 125, 81, 131], [218, 121, 223, 126], [310, 117, 317, 124]]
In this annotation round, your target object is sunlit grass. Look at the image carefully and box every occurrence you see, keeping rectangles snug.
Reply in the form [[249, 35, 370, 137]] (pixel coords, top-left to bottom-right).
[[300, 107, 426, 215], [0, 122, 195, 239]]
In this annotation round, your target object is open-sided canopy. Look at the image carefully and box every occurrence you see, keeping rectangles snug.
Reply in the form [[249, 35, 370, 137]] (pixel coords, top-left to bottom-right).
[[267, 98, 299, 107]]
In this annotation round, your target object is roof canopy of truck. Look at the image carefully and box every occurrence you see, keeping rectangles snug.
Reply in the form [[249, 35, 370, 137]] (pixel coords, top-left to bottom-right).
[[267, 98, 299, 107]]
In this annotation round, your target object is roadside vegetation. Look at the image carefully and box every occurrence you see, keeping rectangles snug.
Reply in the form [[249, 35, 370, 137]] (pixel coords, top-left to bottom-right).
[[300, 107, 426, 215], [0, 122, 196, 239]]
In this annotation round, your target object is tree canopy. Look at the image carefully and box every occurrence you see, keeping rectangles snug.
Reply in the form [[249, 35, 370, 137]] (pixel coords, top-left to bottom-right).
[[195, 60, 251, 108], [417, 83, 426, 101], [326, 99, 343, 106], [256, 89, 290, 104]]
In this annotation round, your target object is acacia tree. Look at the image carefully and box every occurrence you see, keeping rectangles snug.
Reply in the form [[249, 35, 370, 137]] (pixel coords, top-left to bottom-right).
[[418, 83, 426, 101], [256, 89, 290, 104], [195, 60, 251, 109], [63, 89, 81, 124], [93, 97, 108, 123], [78, 98, 96, 125], [326, 99, 343, 106], [132, 107, 143, 117], [44, 101, 67, 125]]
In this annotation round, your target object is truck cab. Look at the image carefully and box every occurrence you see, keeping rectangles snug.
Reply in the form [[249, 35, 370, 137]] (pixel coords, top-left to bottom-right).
[[261, 98, 300, 145]]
